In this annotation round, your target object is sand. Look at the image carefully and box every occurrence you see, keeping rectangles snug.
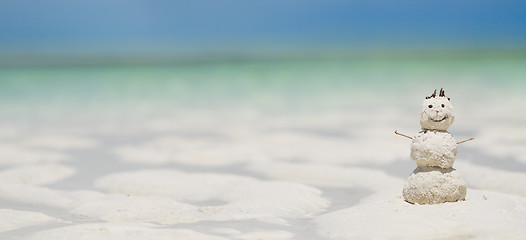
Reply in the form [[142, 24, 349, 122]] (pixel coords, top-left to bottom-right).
[[1, 62, 526, 239], [0, 209, 63, 232], [315, 190, 526, 240]]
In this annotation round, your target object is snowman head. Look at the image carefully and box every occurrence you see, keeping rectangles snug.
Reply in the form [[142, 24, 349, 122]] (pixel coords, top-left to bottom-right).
[[420, 88, 455, 131]]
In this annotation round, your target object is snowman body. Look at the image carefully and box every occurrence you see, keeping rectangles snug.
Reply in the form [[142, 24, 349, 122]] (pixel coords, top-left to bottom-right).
[[411, 130, 457, 169], [402, 90, 467, 204]]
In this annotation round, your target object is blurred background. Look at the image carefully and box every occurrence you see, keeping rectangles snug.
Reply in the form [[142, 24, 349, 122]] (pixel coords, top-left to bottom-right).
[[0, 0, 525, 158], [1, 0, 526, 167], [1, 0, 525, 115]]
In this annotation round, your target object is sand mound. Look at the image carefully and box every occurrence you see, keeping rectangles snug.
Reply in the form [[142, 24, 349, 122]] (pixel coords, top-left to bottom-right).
[[315, 189, 526, 239]]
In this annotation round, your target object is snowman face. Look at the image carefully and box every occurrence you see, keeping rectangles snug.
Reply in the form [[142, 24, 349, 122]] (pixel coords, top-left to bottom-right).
[[420, 97, 454, 130]]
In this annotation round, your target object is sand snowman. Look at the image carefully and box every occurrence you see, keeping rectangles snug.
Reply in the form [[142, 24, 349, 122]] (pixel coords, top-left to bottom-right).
[[396, 89, 473, 204]]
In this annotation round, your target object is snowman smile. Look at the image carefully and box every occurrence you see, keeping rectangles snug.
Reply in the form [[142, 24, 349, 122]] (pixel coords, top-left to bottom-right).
[[431, 116, 447, 122]]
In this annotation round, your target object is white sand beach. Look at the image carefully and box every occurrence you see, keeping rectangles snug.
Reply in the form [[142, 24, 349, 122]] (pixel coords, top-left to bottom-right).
[[1, 59, 526, 239]]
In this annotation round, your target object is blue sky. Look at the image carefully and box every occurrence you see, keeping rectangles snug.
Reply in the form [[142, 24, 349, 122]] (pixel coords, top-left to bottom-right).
[[0, 0, 525, 54]]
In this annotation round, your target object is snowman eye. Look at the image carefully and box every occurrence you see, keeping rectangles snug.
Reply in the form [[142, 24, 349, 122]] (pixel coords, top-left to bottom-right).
[[428, 105, 433, 108], [441, 104, 445, 108]]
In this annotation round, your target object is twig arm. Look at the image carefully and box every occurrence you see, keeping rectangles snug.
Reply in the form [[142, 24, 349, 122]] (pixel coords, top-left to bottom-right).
[[457, 138, 475, 144], [395, 130, 413, 140]]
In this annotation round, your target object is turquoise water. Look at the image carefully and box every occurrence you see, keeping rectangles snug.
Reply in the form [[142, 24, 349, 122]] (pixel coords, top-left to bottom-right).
[[1, 55, 525, 116]]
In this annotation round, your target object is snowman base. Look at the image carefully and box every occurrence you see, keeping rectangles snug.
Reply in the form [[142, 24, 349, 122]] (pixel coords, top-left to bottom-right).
[[403, 166, 467, 205]]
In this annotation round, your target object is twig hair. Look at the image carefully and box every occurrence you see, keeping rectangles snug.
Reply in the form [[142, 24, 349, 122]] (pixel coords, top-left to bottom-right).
[[426, 88, 450, 101], [425, 89, 437, 99]]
